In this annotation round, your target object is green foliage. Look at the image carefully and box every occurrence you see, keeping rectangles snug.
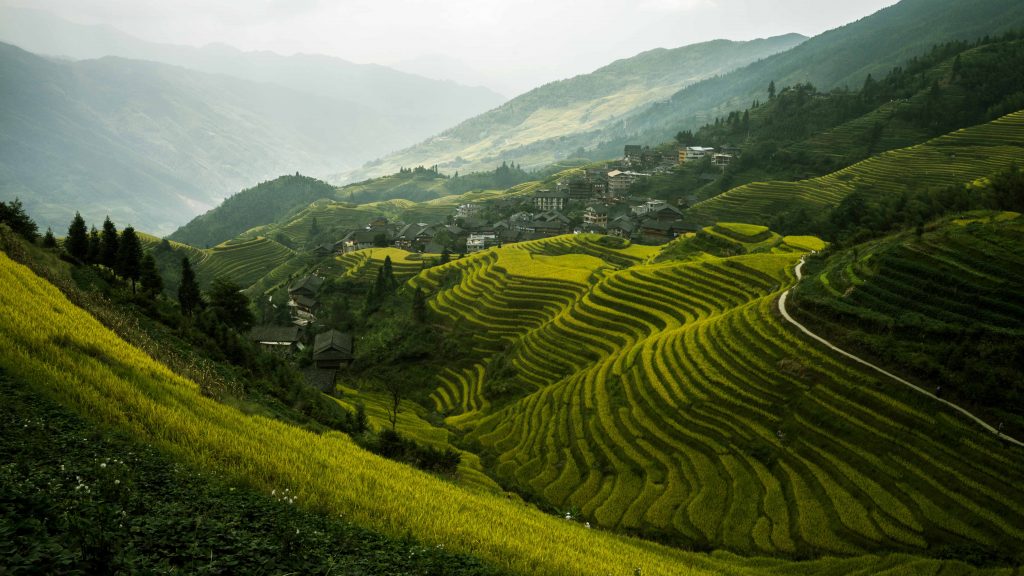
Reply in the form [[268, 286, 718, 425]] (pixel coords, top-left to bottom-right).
[[115, 226, 143, 292], [206, 277, 255, 332], [41, 227, 56, 249], [139, 254, 163, 299], [99, 217, 118, 270], [177, 257, 202, 317], [0, 198, 38, 242], [169, 175, 338, 248], [65, 212, 88, 262]]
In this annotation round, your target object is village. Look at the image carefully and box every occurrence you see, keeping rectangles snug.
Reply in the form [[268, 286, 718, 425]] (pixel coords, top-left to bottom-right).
[[245, 142, 738, 378]]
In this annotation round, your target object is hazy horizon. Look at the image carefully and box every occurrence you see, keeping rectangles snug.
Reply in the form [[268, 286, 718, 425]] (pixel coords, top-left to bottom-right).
[[0, 0, 898, 96]]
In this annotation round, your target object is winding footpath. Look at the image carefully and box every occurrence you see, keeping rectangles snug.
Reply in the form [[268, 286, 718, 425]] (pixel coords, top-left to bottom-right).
[[778, 256, 1024, 449]]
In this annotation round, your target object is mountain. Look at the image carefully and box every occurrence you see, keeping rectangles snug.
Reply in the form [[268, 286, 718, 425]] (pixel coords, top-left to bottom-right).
[[358, 0, 1024, 181], [604, 0, 1024, 152], [0, 7, 506, 141], [0, 42, 425, 234], [342, 34, 807, 180]]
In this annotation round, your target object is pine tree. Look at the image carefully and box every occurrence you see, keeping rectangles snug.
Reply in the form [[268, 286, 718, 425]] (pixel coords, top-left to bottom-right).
[[382, 255, 396, 291], [412, 286, 427, 323], [139, 253, 163, 298], [178, 256, 202, 317], [87, 226, 101, 264], [0, 198, 39, 241], [116, 226, 144, 292], [42, 227, 57, 249], [207, 277, 254, 332], [100, 216, 119, 269], [66, 212, 89, 261], [309, 217, 320, 238], [768, 80, 776, 99]]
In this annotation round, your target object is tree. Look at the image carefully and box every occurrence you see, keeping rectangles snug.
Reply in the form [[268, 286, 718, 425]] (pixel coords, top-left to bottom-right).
[[373, 233, 388, 248], [382, 378, 406, 432], [100, 217, 119, 269], [412, 286, 427, 323], [768, 80, 776, 99], [440, 250, 451, 265], [87, 226, 101, 264], [207, 276, 255, 332], [309, 217, 320, 238], [178, 257, 202, 317], [139, 253, 163, 298], [116, 226, 143, 292], [0, 198, 38, 241], [65, 213, 89, 261], [42, 228, 57, 249]]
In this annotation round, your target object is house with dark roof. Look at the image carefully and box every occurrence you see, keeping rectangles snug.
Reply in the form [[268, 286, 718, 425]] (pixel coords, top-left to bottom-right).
[[248, 325, 303, 355], [289, 274, 324, 300], [533, 189, 569, 212], [314, 330, 354, 369]]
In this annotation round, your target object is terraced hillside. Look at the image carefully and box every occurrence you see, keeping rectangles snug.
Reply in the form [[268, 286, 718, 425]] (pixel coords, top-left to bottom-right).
[[688, 109, 1024, 225], [410, 230, 1024, 562], [7, 245, 1019, 575], [193, 236, 295, 288], [790, 212, 1024, 436], [327, 248, 429, 284]]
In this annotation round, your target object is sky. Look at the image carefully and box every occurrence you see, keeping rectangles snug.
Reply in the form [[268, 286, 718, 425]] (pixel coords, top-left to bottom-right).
[[1, 0, 899, 96]]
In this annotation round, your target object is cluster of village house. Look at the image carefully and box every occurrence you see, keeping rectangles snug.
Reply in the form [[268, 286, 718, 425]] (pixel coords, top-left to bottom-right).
[[305, 143, 740, 257], [246, 143, 736, 368]]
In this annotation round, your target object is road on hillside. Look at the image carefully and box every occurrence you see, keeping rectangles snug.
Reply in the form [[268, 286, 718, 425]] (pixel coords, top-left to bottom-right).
[[778, 256, 1024, 449]]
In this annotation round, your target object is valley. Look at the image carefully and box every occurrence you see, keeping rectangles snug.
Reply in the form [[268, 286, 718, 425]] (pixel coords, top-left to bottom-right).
[[1, 0, 1023, 574]]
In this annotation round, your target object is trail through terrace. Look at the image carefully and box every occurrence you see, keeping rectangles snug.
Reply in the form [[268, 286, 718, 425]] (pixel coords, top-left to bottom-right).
[[778, 256, 1024, 449]]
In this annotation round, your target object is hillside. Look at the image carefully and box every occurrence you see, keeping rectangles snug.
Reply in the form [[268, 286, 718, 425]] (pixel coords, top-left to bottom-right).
[[0, 6, 505, 143], [686, 109, 1024, 227], [2, 232, 1020, 574], [617, 0, 1024, 152], [361, 0, 1024, 178], [790, 212, 1024, 437], [0, 42, 416, 235], [402, 232, 1024, 560], [342, 34, 807, 179]]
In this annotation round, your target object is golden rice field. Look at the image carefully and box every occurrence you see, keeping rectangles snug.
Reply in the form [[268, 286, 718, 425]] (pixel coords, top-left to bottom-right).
[[0, 243, 1020, 574], [409, 231, 1024, 561]]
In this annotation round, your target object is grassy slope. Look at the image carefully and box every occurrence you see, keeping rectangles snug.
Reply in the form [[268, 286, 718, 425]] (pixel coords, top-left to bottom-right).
[[347, 35, 806, 178], [2, 244, 1017, 574], [790, 212, 1024, 435], [409, 232, 1024, 562], [687, 109, 1024, 225]]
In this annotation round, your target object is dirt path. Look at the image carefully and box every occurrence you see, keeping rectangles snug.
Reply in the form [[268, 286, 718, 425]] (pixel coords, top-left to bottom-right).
[[778, 257, 1024, 449]]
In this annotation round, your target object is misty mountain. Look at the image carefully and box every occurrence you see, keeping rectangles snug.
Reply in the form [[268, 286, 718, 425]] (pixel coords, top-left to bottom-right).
[[0, 42, 413, 235], [352, 0, 1024, 181], [0, 7, 506, 146], [341, 33, 806, 181]]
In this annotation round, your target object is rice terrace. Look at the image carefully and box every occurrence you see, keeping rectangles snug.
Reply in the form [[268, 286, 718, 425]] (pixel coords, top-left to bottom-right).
[[1, 0, 1023, 574]]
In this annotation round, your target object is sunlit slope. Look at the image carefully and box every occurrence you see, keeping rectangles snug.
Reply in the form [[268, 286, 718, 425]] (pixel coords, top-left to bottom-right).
[[411, 231, 1024, 560], [688, 109, 1024, 225], [7, 252, 1018, 574]]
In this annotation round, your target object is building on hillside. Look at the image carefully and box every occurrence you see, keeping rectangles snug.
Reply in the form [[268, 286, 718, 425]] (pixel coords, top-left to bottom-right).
[[607, 170, 648, 196], [583, 205, 610, 229], [566, 178, 595, 200], [632, 199, 668, 216], [639, 219, 688, 242], [712, 153, 734, 168], [608, 215, 637, 239], [312, 244, 334, 257], [533, 189, 569, 212], [624, 144, 644, 166], [248, 325, 303, 355], [456, 203, 482, 219], [340, 229, 380, 253], [289, 274, 324, 300], [648, 203, 685, 221], [313, 330, 354, 370], [466, 233, 497, 253], [681, 146, 716, 163]]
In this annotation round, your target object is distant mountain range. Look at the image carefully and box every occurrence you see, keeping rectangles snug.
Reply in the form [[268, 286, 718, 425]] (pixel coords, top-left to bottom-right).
[[0, 7, 506, 234], [353, 0, 1024, 181], [342, 33, 808, 181]]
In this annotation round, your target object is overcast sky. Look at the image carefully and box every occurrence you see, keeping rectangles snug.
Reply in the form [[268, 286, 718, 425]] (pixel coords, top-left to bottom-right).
[[2, 0, 899, 96]]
